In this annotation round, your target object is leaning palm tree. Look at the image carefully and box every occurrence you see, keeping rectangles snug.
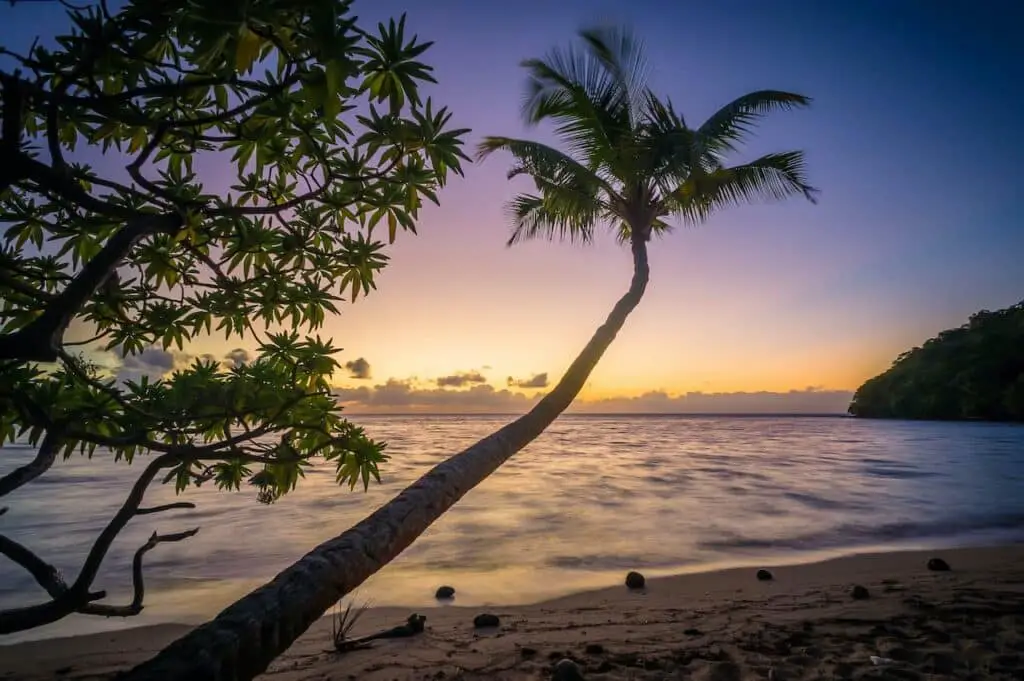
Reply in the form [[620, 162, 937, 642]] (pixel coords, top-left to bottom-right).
[[125, 27, 816, 681]]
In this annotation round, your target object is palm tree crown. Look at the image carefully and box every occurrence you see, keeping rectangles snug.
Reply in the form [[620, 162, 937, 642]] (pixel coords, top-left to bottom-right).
[[477, 26, 818, 246]]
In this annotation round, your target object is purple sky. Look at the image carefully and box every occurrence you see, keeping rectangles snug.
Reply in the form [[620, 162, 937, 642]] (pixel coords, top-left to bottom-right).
[[3, 0, 1022, 412]]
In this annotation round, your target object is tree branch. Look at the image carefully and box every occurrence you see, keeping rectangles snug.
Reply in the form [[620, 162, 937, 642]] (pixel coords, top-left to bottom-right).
[[64, 330, 112, 347], [0, 451, 177, 634], [0, 265, 55, 301], [0, 431, 59, 498], [0, 527, 199, 623], [19, 155, 143, 219], [136, 502, 196, 515], [58, 348, 163, 423], [0, 534, 67, 599], [0, 73, 26, 192], [78, 528, 199, 618], [46, 99, 66, 172], [207, 173, 336, 217], [0, 212, 182, 362], [125, 123, 180, 205]]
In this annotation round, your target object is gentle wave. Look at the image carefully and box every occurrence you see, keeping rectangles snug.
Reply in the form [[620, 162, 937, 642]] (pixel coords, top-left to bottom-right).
[[698, 511, 1024, 553], [1, 415, 1023, 642]]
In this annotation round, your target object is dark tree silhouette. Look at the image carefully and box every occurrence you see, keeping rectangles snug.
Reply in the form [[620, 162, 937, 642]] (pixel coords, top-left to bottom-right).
[[849, 301, 1024, 421]]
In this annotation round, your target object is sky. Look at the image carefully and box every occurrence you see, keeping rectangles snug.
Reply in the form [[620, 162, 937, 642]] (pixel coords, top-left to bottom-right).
[[3, 0, 1023, 413]]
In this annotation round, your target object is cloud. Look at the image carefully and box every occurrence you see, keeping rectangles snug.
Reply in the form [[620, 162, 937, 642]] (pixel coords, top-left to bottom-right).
[[334, 380, 852, 415], [335, 379, 537, 413], [114, 346, 187, 384], [507, 372, 549, 389], [344, 357, 372, 380], [436, 371, 487, 388], [573, 388, 854, 415], [225, 348, 251, 369]]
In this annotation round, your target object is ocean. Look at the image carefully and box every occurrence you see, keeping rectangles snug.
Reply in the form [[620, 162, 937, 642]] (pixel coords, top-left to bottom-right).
[[1, 414, 1023, 642]]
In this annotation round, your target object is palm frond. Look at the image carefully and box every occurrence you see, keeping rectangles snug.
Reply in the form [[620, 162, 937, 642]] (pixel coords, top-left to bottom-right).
[[518, 32, 641, 173], [476, 136, 616, 197], [485, 29, 817, 248], [664, 150, 819, 224], [578, 25, 650, 127], [480, 136, 615, 246], [697, 91, 811, 158], [506, 191, 602, 246], [637, 91, 702, 196]]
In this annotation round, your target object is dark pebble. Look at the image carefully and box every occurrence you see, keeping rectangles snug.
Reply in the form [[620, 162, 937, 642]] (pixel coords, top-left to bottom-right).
[[927, 557, 951, 572], [585, 643, 605, 655], [473, 613, 500, 629], [926, 652, 957, 675], [552, 658, 585, 681], [625, 571, 645, 589], [851, 585, 870, 600], [435, 585, 455, 599], [520, 647, 539, 658], [684, 628, 702, 636], [708, 661, 741, 681], [756, 569, 773, 581]]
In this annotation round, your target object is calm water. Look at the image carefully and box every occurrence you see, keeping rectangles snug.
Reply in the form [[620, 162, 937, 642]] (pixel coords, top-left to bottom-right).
[[2, 415, 1023, 642]]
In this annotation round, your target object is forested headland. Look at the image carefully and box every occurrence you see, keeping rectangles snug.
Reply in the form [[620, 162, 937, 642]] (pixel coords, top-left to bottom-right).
[[849, 301, 1024, 421]]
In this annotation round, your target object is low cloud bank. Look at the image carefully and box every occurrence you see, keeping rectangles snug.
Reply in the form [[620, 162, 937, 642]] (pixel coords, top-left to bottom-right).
[[335, 379, 536, 413], [335, 380, 852, 414], [574, 388, 853, 414], [105, 348, 851, 414]]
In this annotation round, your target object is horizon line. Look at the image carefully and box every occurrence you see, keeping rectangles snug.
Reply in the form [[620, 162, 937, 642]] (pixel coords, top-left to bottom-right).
[[346, 412, 853, 418]]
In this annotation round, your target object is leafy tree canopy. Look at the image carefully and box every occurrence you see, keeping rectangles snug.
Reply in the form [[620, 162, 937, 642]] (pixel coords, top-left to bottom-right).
[[849, 301, 1024, 421], [0, 0, 469, 633]]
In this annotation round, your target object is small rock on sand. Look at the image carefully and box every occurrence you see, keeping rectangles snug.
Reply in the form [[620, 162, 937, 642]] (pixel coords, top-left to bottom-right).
[[927, 557, 951, 572], [584, 643, 604, 655], [435, 586, 455, 599], [552, 658, 585, 681], [756, 569, 773, 581], [625, 571, 646, 589], [473, 613, 500, 629], [708, 661, 742, 681], [851, 585, 870, 600]]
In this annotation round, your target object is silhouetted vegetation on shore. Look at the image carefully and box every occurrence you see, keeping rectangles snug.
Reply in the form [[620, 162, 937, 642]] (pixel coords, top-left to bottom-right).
[[849, 301, 1024, 421]]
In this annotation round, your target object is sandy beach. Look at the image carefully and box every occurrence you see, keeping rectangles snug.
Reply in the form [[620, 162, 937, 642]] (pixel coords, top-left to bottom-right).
[[2, 545, 1023, 680]]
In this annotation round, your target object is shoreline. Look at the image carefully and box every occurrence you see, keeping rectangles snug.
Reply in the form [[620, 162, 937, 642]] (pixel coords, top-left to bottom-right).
[[4, 532, 1021, 644], [3, 543, 1023, 679]]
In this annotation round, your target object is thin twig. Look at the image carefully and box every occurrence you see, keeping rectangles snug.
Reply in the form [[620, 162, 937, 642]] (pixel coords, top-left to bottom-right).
[[78, 528, 199, 617], [136, 502, 196, 515]]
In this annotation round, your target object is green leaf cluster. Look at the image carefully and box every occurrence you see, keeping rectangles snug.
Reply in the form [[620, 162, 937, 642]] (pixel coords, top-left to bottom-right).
[[0, 0, 470, 502]]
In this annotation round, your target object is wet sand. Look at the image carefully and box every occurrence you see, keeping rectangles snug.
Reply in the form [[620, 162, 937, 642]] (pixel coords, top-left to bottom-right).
[[2, 545, 1023, 680]]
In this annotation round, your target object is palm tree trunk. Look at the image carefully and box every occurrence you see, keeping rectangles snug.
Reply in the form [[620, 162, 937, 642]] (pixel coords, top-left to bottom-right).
[[123, 237, 650, 681]]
